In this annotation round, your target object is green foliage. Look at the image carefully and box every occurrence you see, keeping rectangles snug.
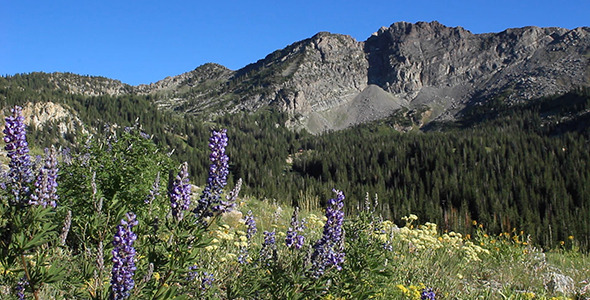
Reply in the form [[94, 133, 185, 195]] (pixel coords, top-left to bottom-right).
[[2, 113, 590, 298], [2, 72, 590, 253]]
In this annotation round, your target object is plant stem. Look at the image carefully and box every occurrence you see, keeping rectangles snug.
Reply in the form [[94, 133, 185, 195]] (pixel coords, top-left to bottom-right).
[[20, 254, 40, 300]]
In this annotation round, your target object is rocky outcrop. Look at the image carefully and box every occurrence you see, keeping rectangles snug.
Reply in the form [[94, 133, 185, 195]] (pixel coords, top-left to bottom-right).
[[273, 32, 368, 114], [48, 72, 132, 96], [135, 63, 233, 93], [144, 21, 589, 133], [365, 21, 590, 120], [9, 102, 87, 139]]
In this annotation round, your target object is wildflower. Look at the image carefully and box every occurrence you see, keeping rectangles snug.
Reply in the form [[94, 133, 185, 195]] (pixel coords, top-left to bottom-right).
[[285, 207, 305, 249], [259, 230, 277, 264], [272, 205, 283, 223], [169, 162, 191, 221], [421, 287, 436, 300], [195, 129, 230, 220], [186, 266, 215, 292], [142, 263, 154, 284], [59, 210, 72, 246], [111, 212, 138, 300], [3, 106, 32, 204], [15, 277, 28, 300], [310, 189, 345, 278], [238, 210, 257, 264], [200, 271, 215, 292], [225, 178, 242, 205], [30, 146, 59, 208], [145, 171, 160, 204], [187, 265, 199, 281]]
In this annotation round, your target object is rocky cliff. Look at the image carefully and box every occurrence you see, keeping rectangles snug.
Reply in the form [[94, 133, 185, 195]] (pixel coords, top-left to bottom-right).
[[365, 22, 589, 121], [4, 22, 589, 134], [141, 21, 588, 133]]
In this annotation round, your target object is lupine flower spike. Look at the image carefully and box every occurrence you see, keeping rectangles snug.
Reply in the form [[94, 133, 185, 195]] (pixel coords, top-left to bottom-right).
[[285, 207, 305, 249], [225, 178, 242, 205], [15, 277, 28, 300], [169, 162, 191, 221], [59, 210, 72, 246], [3, 105, 32, 204], [195, 129, 230, 220], [421, 287, 436, 300], [30, 146, 59, 208], [260, 230, 277, 264], [200, 272, 215, 292], [238, 210, 257, 264], [310, 189, 345, 278], [111, 212, 139, 300], [187, 266, 215, 293], [145, 171, 160, 204]]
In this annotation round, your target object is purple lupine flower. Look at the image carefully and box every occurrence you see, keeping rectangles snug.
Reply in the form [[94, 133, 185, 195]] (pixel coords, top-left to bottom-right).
[[30, 146, 59, 208], [259, 230, 276, 264], [238, 210, 257, 264], [59, 210, 72, 246], [244, 210, 257, 240], [187, 265, 199, 281], [169, 163, 191, 221], [310, 189, 345, 278], [145, 171, 160, 204], [285, 207, 305, 249], [194, 129, 230, 220], [224, 178, 242, 206], [200, 272, 215, 292], [421, 288, 436, 300], [3, 106, 32, 204], [15, 277, 28, 300], [0, 167, 9, 190], [187, 266, 215, 293], [61, 147, 72, 165], [111, 212, 138, 300]]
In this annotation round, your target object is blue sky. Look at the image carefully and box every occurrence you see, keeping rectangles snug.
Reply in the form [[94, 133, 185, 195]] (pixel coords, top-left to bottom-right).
[[1, 0, 588, 85]]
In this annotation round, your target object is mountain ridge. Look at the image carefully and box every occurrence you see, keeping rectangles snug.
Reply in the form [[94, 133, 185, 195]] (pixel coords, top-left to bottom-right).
[[2, 21, 589, 133], [140, 21, 590, 133]]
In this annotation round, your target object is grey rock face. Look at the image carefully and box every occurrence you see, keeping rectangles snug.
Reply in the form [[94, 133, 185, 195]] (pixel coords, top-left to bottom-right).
[[47, 72, 133, 96], [365, 21, 590, 120], [145, 21, 590, 133], [544, 271, 575, 295]]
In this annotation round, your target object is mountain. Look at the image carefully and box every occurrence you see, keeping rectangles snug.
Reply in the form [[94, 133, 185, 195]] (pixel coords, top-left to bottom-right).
[[1, 21, 589, 134], [128, 21, 587, 133], [1, 22, 590, 250]]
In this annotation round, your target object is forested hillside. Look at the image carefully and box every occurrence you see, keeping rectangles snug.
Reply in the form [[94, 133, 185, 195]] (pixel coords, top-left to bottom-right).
[[214, 89, 590, 250], [1, 72, 590, 250]]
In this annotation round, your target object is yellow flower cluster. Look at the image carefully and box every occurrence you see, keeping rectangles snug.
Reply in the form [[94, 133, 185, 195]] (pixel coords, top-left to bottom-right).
[[320, 294, 347, 300], [396, 282, 426, 300], [377, 215, 490, 262], [306, 213, 327, 229], [205, 223, 248, 262]]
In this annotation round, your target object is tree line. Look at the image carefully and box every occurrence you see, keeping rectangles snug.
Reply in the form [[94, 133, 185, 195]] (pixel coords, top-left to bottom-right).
[[2, 73, 589, 250]]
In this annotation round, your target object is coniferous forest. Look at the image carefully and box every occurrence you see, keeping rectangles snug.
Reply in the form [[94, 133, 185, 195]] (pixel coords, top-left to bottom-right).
[[1, 73, 589, 250]]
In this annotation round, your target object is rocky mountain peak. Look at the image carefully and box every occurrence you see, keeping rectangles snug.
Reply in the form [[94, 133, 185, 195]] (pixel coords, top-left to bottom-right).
[[87, 21, 590, 133], [362, 22, 589, 122], [385, 21, 471, 38], [136, 63, 234, 93]]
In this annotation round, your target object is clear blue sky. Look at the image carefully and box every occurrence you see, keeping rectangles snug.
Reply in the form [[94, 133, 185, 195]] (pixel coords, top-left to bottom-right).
[[1, 0, 588, 85]]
